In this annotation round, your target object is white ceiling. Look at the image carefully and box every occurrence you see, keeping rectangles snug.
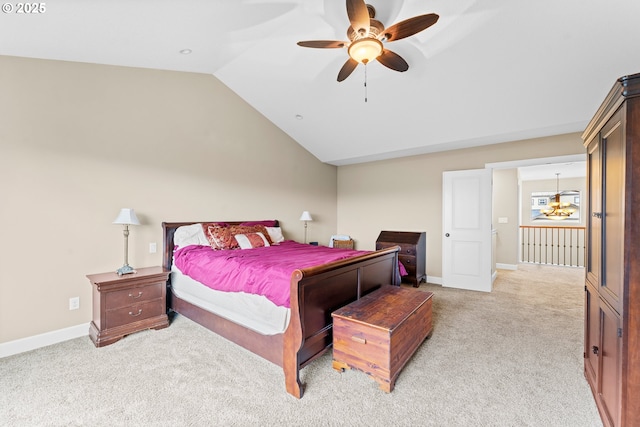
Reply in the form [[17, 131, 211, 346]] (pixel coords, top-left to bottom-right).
[[518, 161, 586, 181], [2, 0, 639, 165]]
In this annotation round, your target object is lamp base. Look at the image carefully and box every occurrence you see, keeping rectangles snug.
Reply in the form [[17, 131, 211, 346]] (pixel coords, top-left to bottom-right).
[[116, 265, 136, 276]]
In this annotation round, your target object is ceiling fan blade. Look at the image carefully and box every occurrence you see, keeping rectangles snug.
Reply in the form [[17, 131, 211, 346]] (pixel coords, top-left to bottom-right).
[[337, 58, 359, 82], [346, 0, 370, 37], [297, 40, 347, 49], [377, 49, 409, 72], [382, 13, 439, 42]]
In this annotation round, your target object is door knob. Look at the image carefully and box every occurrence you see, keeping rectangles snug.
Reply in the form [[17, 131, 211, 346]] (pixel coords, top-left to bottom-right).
[[445, 233, 450, 237], [592, 345, 599, 355]]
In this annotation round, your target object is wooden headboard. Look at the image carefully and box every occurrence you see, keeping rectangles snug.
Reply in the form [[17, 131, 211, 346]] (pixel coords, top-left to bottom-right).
[[161, 221, 280, 271]]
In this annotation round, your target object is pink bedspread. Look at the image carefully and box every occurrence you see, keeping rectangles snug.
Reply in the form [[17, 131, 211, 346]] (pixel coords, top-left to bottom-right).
[[173, 241, 371, 308]]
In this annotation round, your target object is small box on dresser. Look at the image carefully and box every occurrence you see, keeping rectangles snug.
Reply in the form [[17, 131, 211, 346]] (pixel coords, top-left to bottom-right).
[[88, 266, 170, 347], [376, 231, 426, 287], [332, 285, 433, 392]]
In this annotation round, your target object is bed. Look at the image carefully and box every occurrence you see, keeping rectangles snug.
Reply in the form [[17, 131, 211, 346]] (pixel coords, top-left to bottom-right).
[[162, 220, 400, 398]]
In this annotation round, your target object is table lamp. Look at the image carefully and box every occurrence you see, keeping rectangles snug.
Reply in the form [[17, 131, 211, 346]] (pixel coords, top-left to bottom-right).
[[299, 211, 313, 244], [113, 208, 140, 276]]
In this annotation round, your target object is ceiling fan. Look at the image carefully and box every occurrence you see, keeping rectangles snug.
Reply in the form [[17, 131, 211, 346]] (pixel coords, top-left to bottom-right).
[[297, 0, 439, 82]]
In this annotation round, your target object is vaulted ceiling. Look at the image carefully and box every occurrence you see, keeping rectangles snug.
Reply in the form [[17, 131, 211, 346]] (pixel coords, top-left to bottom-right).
[[2, 0, 639, 165]]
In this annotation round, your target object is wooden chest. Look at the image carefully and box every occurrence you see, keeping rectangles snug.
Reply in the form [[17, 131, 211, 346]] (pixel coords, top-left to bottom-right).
[[332, 285, 433, 392], [375, 231, 426, 287]]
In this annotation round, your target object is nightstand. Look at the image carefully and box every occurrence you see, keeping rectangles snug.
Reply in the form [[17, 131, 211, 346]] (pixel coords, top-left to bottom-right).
[[87, 266, 170, 347]]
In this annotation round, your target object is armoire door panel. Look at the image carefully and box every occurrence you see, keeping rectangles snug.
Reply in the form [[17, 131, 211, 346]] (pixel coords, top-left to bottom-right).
[[598, 300, 621, 427], [586, 138, 601, 288], [602, 110, 624, 312], [584, 283, 599, 387]]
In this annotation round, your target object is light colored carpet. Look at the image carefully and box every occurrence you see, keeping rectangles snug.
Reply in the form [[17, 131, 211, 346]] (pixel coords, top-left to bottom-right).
[[0, 264, 602, 426]]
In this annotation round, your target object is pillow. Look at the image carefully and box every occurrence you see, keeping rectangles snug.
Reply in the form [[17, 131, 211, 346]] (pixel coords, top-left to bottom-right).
[[205, 224, 273, 250], [265, 226, 285, 244], [204, 225, 235, 250], [174, 224, 210, 248], [240, 220, 277, 227], [235, 232, 270, 249]]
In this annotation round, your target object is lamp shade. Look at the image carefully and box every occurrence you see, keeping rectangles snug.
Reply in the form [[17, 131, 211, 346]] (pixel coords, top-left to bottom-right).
[[113, 208, 140, 225], [299, 211, 313, 222]]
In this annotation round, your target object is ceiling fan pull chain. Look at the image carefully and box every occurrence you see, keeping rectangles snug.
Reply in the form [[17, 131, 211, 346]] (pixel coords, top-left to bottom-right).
[[364, 64, 368, 103]]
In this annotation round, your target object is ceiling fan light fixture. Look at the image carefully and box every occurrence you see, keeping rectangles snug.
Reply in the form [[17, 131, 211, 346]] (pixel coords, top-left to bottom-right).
[[348, 38, 383, 64]]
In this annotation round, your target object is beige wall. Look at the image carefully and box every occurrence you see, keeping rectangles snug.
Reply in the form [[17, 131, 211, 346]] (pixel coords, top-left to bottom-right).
[[0, 56, 337, 343], [337, 133, 585, 280], [493, 169, 519, 266], [0, 55, 589, 345]]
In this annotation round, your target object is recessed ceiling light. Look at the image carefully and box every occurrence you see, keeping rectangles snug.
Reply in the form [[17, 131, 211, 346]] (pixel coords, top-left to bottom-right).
[[295, 114, 303, 120], [179, 49, 192, 55]]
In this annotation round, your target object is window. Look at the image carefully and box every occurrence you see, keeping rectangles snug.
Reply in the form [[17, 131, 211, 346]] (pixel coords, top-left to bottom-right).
[[531, 191, 580, 221]]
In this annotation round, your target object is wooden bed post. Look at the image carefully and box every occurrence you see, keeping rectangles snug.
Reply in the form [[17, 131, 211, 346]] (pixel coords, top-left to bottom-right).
[[283, 270, 305, 398]]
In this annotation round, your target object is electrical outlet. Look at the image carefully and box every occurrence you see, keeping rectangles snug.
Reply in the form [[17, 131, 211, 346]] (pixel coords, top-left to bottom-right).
[[149, 242, 157, 254], [69, 297, 80, 310]]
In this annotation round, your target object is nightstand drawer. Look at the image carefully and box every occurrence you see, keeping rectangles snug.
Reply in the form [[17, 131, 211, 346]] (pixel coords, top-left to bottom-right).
[[105, 299, 164, 329], [105, 282, 163, 309]]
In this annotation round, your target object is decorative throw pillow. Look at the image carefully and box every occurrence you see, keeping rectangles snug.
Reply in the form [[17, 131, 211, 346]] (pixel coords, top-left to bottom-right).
[[205, 224, 273, 250], [235, 232, 270, 249], [232, 225, 274, 245], [204, 224, 234, 250]]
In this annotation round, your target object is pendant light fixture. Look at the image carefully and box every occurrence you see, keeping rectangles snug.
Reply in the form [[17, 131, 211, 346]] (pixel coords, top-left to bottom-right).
[[540, 173, 578, 220]]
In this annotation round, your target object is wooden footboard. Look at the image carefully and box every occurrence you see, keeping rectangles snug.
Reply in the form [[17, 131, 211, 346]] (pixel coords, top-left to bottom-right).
[[162, 221, 399, 398], [283, 246, 400, 398]]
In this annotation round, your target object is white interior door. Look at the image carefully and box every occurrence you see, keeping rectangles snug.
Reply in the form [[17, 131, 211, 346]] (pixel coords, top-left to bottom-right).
[[442, 168, 493, 292]]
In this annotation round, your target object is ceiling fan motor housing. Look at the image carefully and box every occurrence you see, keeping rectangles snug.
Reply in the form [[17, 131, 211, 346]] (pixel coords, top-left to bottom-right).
[[347, 19, 384, 41]]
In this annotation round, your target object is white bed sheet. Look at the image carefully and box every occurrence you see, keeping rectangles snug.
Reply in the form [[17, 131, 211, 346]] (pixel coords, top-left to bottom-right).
[[170, 264, 290, 335]]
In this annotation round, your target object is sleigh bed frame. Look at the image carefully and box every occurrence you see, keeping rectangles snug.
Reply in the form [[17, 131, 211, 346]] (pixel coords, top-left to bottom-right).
[[162, 221, 400, 398]]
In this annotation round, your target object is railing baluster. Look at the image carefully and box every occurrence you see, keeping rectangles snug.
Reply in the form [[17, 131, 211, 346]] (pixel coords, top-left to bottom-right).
[[519, 225, 585, 267]]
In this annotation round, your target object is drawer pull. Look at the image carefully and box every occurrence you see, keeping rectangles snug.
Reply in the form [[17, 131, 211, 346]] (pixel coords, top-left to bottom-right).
[[129, 309, 143, 317], [592, 345, 599, 355], [351, 336, 366, 344], [128, 291, 143, 299]]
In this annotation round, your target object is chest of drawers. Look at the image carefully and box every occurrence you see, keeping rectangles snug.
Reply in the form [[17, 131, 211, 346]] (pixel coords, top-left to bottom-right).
[[88, 266, 170, 347], [376, 231, 426, 287]]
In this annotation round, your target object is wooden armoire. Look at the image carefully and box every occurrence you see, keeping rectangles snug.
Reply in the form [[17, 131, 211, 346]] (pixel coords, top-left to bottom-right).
[[582, 73, 640, 427]]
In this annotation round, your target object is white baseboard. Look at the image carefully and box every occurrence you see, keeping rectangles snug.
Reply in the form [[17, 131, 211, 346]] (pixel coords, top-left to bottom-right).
[[0, 323, 89, 359], [496, 263, 518, 271], [426, 275, 442, 285], [426, 267, 516, 287]]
